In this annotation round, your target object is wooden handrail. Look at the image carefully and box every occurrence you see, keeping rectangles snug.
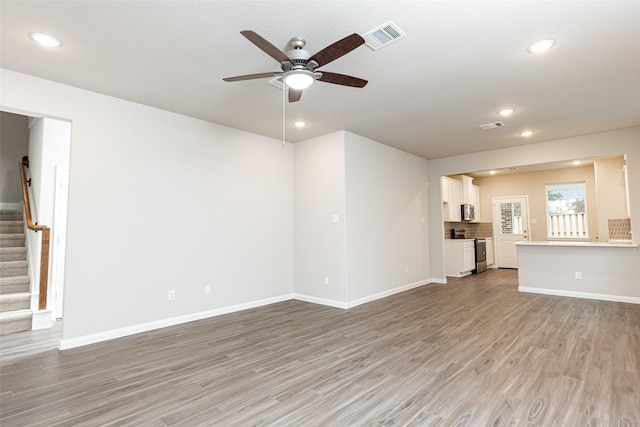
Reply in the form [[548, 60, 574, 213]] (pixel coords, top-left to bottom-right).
[[19, 157, 50, 311]]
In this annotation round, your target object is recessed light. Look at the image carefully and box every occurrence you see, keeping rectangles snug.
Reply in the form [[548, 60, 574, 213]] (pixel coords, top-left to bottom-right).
[[489, 170, 497, 175], [520, 130, 535, 137], [30, 32, 62, 47], [293, 121, 307, 128], [498, 108, 515, 116], [527, 39, 555, 53], [572, 160, 581, 166]]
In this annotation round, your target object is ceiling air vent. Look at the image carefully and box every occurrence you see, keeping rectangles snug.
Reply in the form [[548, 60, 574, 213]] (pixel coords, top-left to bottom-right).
[[478, 121, 506, 130], [363, 21, 406, 51]]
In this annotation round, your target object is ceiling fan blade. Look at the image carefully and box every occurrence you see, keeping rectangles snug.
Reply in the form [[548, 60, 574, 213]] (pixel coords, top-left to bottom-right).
[[240, 30, 291, 64], [289, 88, 302, 103], [317, 71, 368, 88], [223, 72, 280, 82], [309, 34, 365, 67]]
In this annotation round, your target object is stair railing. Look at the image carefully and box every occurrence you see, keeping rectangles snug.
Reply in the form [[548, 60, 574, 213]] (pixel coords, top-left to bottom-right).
[[19, 156, 50, 311]]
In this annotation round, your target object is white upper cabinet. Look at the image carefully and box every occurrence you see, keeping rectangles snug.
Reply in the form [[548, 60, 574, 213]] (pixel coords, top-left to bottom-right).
[[451, 175, 481, 222], [442, 177, 462, 222], [461, 175, 474, 205]]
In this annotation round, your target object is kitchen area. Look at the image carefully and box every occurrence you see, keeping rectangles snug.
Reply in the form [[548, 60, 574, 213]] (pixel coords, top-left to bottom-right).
[[442, 174, 494, 277], [441, 154, 635, 285]]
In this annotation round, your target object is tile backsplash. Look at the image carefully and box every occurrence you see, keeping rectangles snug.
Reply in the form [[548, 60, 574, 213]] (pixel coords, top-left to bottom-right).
[[608, 218, 632, 240], [444, 222, 493, 239]]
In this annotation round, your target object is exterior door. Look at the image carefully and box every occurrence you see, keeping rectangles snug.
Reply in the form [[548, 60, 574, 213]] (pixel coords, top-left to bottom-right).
[[493, 196, 529, 268]]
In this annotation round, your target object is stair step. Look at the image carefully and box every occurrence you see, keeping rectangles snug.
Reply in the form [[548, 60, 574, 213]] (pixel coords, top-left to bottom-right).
[[0, 221, 25, 234], [0, 247, 27, 262], [0, 275, 30, 294], [0, 292, 31, 312], [0, 260, 28, 278], [0, 234, 26, 248], [0, 211, 23, 221], [0, 309, 32, 335]]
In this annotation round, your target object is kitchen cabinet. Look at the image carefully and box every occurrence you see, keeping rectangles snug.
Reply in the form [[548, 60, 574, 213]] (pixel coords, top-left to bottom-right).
[[461, 175, 474, 204], [449, 175, 481, 222], [486, 237, 494, 267], [445, 239, 476, 277], [442, 177, 462, 222]]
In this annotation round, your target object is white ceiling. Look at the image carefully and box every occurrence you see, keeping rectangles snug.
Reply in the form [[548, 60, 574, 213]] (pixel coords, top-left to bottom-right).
[[1, 1, 639, 160]]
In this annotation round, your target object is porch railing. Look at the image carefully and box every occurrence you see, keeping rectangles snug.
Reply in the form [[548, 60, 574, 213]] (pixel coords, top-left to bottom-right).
[[547, 213, 587, 238], [19, 156, 51, 311]]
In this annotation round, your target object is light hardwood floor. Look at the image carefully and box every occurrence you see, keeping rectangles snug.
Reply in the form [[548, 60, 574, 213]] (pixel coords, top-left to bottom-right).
[[1, 269, 639, 426]]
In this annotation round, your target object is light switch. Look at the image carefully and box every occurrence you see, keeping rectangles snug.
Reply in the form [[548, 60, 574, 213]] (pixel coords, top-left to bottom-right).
[[331, 214, 340, 224]]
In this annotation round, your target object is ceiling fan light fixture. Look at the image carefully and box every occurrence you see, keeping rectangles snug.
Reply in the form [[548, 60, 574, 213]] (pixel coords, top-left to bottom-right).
[[284, 70, 315, 90]]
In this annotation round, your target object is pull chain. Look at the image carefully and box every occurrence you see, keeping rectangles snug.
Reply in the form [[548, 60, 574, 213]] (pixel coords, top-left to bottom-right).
[[282, 82, 286, 146]]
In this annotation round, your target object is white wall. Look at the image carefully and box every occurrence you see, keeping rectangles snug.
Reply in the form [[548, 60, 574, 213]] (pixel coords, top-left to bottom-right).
[[344, 132, 430, 302], [517, 244, 640, 301], [294, 131, 432, 307], [594, 156, 628, 241], [1, 69, 294, 345], [294, 132, 347, 305], [427, 127, 640, 297]]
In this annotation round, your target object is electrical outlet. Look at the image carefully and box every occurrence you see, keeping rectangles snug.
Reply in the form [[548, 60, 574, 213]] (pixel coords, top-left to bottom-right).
[[204, 285, 211, 294], [575, 271, 582, 280], [405, 266, 409, 274], [168, 290, 176, 300], [323, 276, 329, 286]]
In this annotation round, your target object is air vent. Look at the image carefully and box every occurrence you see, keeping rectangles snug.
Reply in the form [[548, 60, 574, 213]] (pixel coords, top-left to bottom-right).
[[363, 21, 406, 51], [478, 121, 506, 130]]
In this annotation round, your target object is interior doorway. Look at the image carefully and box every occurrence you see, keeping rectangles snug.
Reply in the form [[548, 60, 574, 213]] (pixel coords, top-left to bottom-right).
[[492, 196, 530, 268], [1, 110, 71, 330]]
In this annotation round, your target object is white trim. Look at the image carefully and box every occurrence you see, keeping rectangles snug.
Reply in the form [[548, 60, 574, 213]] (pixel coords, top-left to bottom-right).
[[518, 286, 640, 305], [57, 279, 447, 350], [32, 310, 53, 330], [294, 294, 348, 309], [58, 293, 295, 350], [345, 279, 435, 308], [430, 277, 448, 284]]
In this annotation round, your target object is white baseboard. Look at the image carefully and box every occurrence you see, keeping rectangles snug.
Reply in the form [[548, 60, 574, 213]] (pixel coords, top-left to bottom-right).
[[430, 277, 447, 284], [344, 279, 435, 308], [32, 310, 53, 330], [59, 293, 295, 350], [295, 279, 439, 310], [293, 294, 347, 309], [518, 286, 640, 305], [59, 279, 446, 350]]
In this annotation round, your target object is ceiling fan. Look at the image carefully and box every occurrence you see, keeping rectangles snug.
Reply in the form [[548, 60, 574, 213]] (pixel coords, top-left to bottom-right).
[[223, 30, 368, 102]]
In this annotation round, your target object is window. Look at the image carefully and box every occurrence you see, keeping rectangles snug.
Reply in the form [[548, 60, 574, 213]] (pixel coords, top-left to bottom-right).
[[545, 182, 588, 238]]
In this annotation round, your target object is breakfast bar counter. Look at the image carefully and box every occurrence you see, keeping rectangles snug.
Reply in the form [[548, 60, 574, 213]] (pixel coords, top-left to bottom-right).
[[514, 240, 640, 304]]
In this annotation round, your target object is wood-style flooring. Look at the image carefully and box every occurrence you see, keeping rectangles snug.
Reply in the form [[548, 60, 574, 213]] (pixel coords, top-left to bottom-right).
[[1, 269, 639, 426]]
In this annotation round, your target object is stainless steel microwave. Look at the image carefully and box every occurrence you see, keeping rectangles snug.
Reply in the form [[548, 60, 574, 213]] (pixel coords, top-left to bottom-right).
[[461, 204, 475, 221]]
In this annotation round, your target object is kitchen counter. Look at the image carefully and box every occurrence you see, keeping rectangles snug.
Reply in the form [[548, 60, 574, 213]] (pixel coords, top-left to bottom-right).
[[515, 240, 637, 248], [515, 240, 640, 304]]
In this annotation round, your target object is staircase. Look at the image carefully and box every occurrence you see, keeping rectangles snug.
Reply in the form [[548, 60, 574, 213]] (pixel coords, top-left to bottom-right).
[[0, 210, 32, 335]]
